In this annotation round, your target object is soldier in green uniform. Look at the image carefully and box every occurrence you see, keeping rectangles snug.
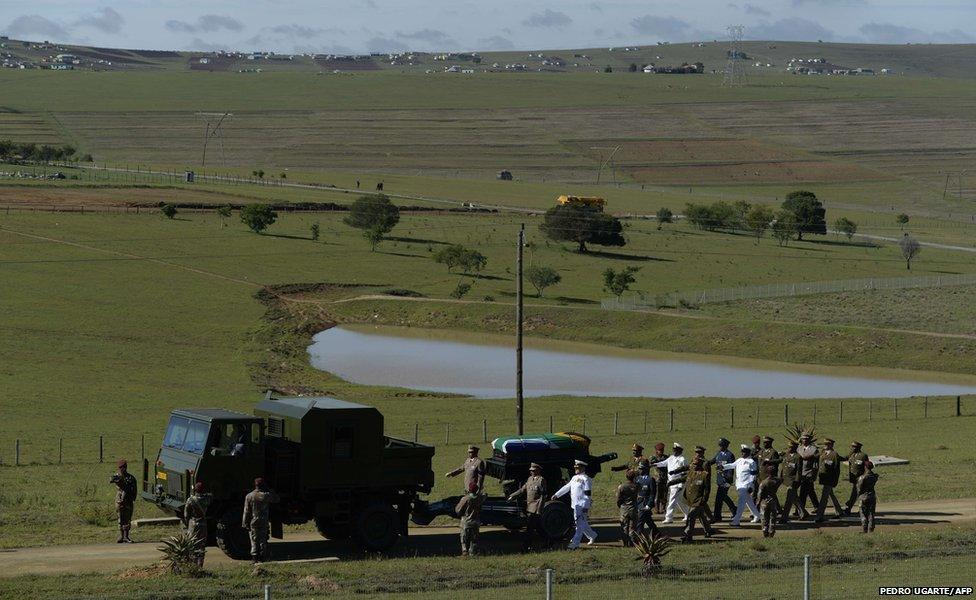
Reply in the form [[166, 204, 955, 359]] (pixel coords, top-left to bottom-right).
[[508, 463, 548, 551], [447, 446, 487, 494], [842, 441, 869, 515], [796, 432, 820, 519], [749, 435, 763, 503], [242, 477, 279, 564], [673, 448, 712, 542], [758, 464, 782, 538], [757, 436, 781, 500], [857, 460, 879, 533], [611, 443, 646, 473], [183, 481, 212, 566], [110, 459, 137, 543], [778, 441, 800, 523], [456, 481, 486, 556], [615, 470, 640, 546], [651, 442, 668, 513], [815, 438, 844, 522]]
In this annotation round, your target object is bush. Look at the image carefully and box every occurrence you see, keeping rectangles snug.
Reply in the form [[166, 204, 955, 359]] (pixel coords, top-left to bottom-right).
[[525, 265, 561, 297], [344, 194, 400, 251], [240, 204, 278, 233], [160, 203, 178, 219], [310, 222, 320, 240], [450, 282, 472, 299]]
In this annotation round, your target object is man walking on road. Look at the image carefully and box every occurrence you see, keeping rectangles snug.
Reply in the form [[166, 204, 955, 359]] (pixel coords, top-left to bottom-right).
[[110, 459, 137, 543], [456, 481, 487, 556], [778, 441, 801, 523], [243, 477, 279, 564], [676, 447, 713, 542], [711, 437, 737, 523], [554, 460, 597, 549], [183, 481, 212, 567], [447, 446, 487, 494], [616, 470, 640, 546], [796, 432, 820, 519], [653, 442, 689, 524], [719, 445, 761, 526], [843, 441, 869, 515], [507, 463, 547, 551], [758, 465, 782, 538], [634, 459, 659, 539], [857, 460, 879, 533], [816, 438, 845, 522], [650, 442, 668, 514]]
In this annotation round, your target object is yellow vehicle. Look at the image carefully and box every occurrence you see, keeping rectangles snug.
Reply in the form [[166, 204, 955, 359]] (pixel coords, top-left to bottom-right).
[[556, 195, 606, 211]]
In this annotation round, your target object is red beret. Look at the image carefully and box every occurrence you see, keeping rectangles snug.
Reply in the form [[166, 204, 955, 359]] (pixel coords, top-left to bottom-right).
[[254, 477, 265, 488], [752, 435, 761, 443], [654, 442, 665, 451], [117, 459, 128, 469], [193, 481, 205, 493]]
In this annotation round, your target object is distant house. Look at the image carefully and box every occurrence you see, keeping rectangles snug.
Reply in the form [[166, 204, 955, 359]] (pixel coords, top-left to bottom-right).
[[497, 170, 513, 180], [642, 65, 655, 73]]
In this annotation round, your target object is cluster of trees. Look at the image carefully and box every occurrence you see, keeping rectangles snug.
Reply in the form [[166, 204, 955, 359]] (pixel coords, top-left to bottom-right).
[[0, 140, 77, 162], [685, 191, 830, 245], [433, 244, 487, 274]]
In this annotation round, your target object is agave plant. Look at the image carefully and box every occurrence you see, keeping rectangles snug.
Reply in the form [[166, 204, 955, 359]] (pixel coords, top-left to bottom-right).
[[785, 422, 817, 446], [632, 531, 673, 577], [157, 531, 204, 575]]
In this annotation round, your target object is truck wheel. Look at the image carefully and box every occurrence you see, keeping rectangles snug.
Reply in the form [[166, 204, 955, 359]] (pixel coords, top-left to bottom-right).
[[314, 515, 351, 541], [216, 509, 251, 560], [539, 501, 574, 541], [355, 502, 400, 551]]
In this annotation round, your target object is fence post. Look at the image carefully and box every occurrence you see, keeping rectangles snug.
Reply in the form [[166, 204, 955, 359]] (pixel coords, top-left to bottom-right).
[[924, 397, 928, 418], [839, 400, 843, 423], [643, 411, 647, 434], [755, 406, 759, 427], [669, 408, 674, 432], [812, 405, 817, 425], [99, 435, 104, 463], [730, 406, 734, 429], [549, 415, 553, 433], [894, 399, 898, 420], [414, 423, 419, 443], [59, 437, 63, 464], [957, 396, 962, 417], [545, 568, 554, 600], [141, 434, 145, 462], [703, 408, 707, 430], [784, 404, 789, 426], [264, 584, 272, 600], [613, 412, 618, 436], [803, 554, 811, 600], [483, 419, 488, 443], [15, 439, 20, 466], [869, 400, 873, 421], [582, 418, 586, 436], [445, 424, 450, 445]]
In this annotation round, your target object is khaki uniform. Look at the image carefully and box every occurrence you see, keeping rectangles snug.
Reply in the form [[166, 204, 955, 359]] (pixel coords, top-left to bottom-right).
[[816, 448, 844, 520], [749, 444, 762, 502], [509, 475, 547, 550], [455, 492, 486, 555], [183, 492, 212, 566], [758, 477, 782, 537], [843, 450, 869, 512], [680, 468, 713, 541], [778, 450, 800, 521], [611, 454, 646, 472], [449, 457, 487, 493], [616, 481, 639, 546], [111, 470, 137, 541], [757, 447, 781, 482], [796, 444, 820, 516], [857, 472, 879, 532], [651, 452, 668, 513], [242, 489, 279, 562]]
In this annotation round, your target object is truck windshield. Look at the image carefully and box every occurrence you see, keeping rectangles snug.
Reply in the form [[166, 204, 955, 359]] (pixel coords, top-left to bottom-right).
[[162, 416, 210, 454]]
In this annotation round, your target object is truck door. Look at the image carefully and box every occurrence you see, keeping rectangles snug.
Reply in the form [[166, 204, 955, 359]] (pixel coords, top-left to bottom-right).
[[207, 421, 263, 497]]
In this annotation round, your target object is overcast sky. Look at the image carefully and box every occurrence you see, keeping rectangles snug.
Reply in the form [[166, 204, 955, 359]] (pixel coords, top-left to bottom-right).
[[2, 1, 974, 54]]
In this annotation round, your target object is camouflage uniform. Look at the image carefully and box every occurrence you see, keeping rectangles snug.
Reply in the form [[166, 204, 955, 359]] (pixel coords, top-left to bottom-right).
[[448, 455, 487, 494], [758, 476, 782, 538], [242, 488, 279, 563], [616, 480, 639, 546], [796, 441, 820, 517], [183, 491, 212, 566], [857, 471, 879, 533], [455, 491, 486, 555], [778, 447, 800, 522], [111, 469, 137, 543]]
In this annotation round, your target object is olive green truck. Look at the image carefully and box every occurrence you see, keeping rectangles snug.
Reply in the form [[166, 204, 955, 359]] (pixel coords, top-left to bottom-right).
[[140, 395, 435, 558]]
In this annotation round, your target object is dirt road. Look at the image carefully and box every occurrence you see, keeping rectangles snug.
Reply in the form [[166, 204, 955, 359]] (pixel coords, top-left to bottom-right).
[[1, 497, 972, 578]]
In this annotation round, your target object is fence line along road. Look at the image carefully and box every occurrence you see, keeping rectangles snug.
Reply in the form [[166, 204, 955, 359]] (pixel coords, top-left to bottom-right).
[[603, 272, 976, 310]]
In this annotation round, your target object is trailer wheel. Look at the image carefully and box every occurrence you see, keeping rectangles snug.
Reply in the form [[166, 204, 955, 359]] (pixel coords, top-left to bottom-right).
[[216, 508, 251, 560], [314, 515, 351, 540], [539, 500, 574, 541], [355, 502, 400, 551]]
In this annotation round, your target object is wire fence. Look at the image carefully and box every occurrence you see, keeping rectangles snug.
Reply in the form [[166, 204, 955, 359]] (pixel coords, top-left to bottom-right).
[[603, 272, 976, 309], [2, 395, 971, 467]]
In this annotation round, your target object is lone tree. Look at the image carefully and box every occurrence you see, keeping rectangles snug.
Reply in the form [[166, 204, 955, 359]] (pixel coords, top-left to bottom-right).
[[834, 217, 858, 241], [899, 233, 921, 270], [240, 204, 278, 233], [525, 265, 561, 297], [896, 213, 910, 230], [160, 203, 178, 219], [771, 210, 798, 246], [655, 207, 673, 230], [216, 204, 232, 227], [540, 204, 625, 253], [746, 205, 775, 241], [603, 266, 640, 300], [310, 222, 320, 241], [344, 194, 400, 251], [782, 190, 827, 240], [433, 244, 486, 274]]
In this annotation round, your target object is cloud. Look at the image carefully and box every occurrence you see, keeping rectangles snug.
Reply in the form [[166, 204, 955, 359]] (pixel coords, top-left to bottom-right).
[[3, 15, 70, 39], [792, 0, 865, 4], [522, 9, 572, 28], [743, 4, 771, 16], [630, 15, 692, 38], [477, 35, 515, 50], [165, 14, 244, 34], [269, 24, 329, 39], [395, 28, 456, 47], [75, 7, 124, 34], [858, 22, 975, 44], [366, 36, 408, 53], [747, 18, 836, 41]]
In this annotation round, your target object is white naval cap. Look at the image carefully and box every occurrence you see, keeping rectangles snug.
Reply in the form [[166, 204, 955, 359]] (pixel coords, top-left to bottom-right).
[[574, 459, 588, 467], [672, 442, 683, 449]]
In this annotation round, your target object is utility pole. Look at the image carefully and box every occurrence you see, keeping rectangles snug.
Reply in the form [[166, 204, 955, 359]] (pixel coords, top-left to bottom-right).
[[516, 223, 525, 435]]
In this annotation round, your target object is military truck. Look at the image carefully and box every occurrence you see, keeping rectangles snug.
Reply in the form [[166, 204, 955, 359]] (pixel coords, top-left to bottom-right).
[[140, 395, 434, 558]]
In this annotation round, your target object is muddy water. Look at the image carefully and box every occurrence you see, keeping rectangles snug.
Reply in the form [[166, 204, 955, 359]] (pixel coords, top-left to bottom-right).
[[308, 326, 976, 399]]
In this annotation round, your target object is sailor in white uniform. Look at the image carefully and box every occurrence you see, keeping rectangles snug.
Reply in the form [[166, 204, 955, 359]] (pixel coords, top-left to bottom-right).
[[719, 445, 762, 526], [652, 442, 690, 524], [553, 459, 598, 549]]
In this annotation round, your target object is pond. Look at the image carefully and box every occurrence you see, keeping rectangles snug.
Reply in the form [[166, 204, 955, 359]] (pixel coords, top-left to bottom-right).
[[308, 326, 976, 399]]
